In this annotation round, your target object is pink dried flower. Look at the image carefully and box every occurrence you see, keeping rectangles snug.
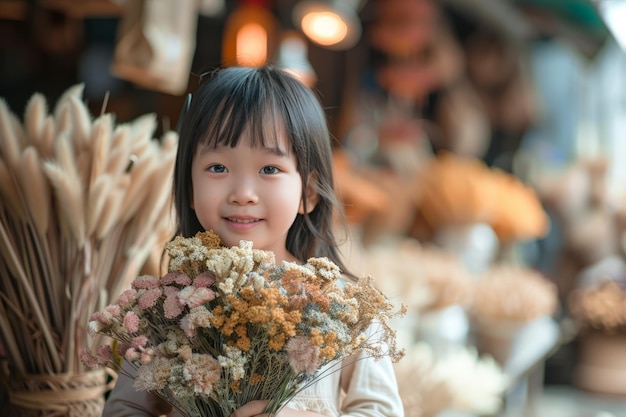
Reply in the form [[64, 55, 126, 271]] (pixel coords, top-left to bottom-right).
[[97, 344, 114, 362], [140, 351, 153, 364], [183, 353, 221, 395], [91, 310, 113, 325], [162, 271, 192, 286], [178, 286, 216, 308], [164, 287, 185, 319], [163, 286, 179, 296], [194, 271, 216, 288], [105, 304, 121, 317], [124, 311, 140, 333], [138, 288, 162, 310], [132, 335, 149, 349], [285, 336, 322, 374], [80, 350, 99, 369], [117, 288, 138, 308], [180, 315, 196, 337], [132, 275, 161, 290], [125, 347, 139, 361], [181, 306, 213, 337]]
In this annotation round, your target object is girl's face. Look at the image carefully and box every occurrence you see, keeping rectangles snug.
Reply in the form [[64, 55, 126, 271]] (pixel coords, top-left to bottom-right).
[[190, 131, 314, 263]]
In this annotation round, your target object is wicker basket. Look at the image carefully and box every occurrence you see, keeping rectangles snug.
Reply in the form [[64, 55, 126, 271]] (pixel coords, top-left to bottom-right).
[[5, 369, 109, 417]]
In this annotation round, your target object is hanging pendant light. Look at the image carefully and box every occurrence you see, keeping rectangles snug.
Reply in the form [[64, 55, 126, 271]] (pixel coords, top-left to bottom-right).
[[222, 0, 279, 67], [292, 0, 363, 50]]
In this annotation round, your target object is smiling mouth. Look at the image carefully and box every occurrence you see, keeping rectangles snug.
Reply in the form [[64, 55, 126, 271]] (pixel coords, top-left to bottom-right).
[[227, 217, 261, 224]]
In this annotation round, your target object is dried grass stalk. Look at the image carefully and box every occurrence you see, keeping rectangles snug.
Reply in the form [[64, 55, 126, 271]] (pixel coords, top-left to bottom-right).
[[23, 94, 47, 148], [0, 99, 23, 167], [38, 117, 56, 158], [19, 147, 50, 237], [0, 159, 24, 220], [0, 85, 177, 385]]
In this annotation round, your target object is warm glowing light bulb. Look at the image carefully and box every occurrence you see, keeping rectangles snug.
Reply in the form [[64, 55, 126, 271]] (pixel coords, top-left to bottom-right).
[[222, 4, 277, 67], [301, 11, 348, 46], [236, 23, 268, 66]]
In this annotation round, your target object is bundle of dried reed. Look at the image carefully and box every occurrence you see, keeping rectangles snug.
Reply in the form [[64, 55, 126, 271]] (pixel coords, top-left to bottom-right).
[[0, 85, 177, 385]]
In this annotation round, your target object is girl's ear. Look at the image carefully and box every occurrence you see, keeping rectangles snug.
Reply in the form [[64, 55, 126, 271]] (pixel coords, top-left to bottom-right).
[[298, 174, 319, 214]]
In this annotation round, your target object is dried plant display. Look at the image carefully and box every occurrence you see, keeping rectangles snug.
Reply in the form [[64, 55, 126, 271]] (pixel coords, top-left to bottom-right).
[[569, 280, 626, 334], [469, 264, 558, 364], [470, 264, 558, 323], [569, 280, 626, 395], [0, 85, 177, 416]]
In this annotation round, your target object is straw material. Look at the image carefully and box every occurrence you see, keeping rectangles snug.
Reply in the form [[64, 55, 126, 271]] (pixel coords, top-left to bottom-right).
[[0, 85, 177, 399], [6, 369, 110, 417]]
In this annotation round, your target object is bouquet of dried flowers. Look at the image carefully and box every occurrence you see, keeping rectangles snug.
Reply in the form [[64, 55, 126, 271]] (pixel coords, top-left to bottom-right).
[[0, 86, 176, 414], [82, 231, 405, 417], [468, 264, 558, 364]]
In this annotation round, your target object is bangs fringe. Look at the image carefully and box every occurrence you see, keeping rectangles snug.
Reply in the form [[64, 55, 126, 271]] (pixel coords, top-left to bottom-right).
[[199, 82, 286, 152]]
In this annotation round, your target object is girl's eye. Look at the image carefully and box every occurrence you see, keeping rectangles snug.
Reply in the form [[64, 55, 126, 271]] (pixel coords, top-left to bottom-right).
[[208, 164, 227, 173], [260, 166, 280, 175]]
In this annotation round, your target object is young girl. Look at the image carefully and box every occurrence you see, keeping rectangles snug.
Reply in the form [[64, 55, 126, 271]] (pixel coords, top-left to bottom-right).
[[103, 66, 404, 417]]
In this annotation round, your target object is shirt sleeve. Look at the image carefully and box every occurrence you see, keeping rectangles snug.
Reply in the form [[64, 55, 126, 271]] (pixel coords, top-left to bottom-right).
[[339, 352, 405, 417]]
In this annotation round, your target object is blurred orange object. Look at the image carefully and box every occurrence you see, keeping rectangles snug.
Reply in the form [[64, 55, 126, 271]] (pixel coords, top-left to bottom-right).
[[416, 152, 549, 243], [418, 152, 495, 227], [489, 168, 550, 242], [333, 149, 391, 224]]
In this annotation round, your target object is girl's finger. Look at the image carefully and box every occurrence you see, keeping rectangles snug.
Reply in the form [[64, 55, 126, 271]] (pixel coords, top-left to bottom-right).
[[231, 400, 269, 417]]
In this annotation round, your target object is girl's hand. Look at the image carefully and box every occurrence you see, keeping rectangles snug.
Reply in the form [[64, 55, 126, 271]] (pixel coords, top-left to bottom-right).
[[231, 400, 268, 417], [230, 401, 325, 417]]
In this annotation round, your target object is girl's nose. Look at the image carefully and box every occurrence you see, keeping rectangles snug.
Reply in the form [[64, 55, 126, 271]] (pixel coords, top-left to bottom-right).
[[228, 178, 259, 205]]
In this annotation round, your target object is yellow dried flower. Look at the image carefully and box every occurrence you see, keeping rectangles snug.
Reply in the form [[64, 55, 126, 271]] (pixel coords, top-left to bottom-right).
[[196, 230, 221, 249], [320, 346, 337, 360], [309, 329, 324, 346], [230, 380, 241, 393], [250, 373, 263, 385]]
